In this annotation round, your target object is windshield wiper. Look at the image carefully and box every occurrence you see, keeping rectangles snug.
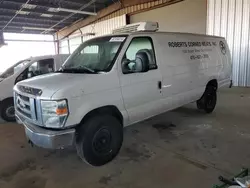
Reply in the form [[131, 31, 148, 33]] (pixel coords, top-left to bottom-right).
[[58, 66, 99, 74], [78, 65, 97, 73]]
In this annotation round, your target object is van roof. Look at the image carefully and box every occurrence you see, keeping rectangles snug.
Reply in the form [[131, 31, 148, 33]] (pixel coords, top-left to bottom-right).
[[131, 31, 224, 39], [24, 54, 69, 62], [100, 31, 224, 39]]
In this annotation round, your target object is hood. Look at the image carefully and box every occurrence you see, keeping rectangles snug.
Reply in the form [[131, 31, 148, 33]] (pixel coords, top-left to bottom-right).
[[17, 73, 79, 90], [16, 73, 90, 98], [16, 72, 117, 99]]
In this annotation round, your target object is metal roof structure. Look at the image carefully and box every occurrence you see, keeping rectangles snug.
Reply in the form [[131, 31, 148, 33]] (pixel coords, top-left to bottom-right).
[[0, 0, 115, 34]]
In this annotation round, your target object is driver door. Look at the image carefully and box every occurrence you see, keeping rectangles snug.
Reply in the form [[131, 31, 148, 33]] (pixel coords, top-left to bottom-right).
[[15, 59, 55, 83], [27, 59, 55, 78], [119, 37, 163, 124]]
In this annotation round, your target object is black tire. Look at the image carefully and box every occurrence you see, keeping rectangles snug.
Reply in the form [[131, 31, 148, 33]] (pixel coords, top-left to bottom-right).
[[76, 115, 123, 166], [196, 99, 204, 110], [196, 86, 217, 113], [1, 99, 15, 122]]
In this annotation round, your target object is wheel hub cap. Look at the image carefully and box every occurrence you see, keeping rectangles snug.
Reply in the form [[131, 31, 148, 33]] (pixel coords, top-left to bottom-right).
[[6, 106, 15, 118], [93, 128, 112, 155]]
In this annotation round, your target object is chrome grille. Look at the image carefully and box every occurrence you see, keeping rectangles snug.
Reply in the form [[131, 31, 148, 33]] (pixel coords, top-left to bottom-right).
[[15, 93, 34, 120]]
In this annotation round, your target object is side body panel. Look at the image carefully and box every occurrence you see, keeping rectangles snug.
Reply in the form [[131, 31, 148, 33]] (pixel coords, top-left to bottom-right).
[[0, 76, 15, 101], [213, 39, 232, 88], [151, 33, 231, 111]]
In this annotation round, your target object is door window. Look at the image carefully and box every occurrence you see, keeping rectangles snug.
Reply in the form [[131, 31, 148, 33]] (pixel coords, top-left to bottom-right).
[[28, 58, 54, 78], [0, 60, 29, 79], [122, 37, 157, 74]]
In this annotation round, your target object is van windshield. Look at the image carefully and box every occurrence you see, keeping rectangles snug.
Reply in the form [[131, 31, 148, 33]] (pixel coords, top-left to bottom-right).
[[61, 35, 127, 73], [0, 60, 30, 79]]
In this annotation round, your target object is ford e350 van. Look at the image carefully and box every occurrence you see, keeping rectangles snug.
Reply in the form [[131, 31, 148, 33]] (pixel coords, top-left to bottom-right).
[[14, 22, 232, 166], [0, 54, 69, 121]]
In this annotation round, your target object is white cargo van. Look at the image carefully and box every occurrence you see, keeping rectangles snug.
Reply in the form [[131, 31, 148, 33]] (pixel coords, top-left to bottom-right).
[[14, 22, 231, 166], [0, 54, 69, 121]]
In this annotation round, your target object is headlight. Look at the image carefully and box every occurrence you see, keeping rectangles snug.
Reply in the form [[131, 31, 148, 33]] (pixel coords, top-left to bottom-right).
[[41, 100, 68, 128]]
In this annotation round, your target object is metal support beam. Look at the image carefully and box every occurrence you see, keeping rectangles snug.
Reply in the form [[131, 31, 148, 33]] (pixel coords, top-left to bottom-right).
[[56, 1, 121, 39], [5, 39, 56, 42], [41, 0, 96, 34], [57, 7, 97, 16], [2, 0, 105, 12], [53, 35, 59, 54], [2, 0, 83, 10], [0, 7, 80, 20], [1, 0, 31, 31], [0, 21, 63, 29], [79, 29, 83, 43], [67, 38, 70, 53]]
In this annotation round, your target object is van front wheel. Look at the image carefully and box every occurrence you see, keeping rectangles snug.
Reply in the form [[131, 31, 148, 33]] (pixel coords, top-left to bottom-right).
[[1, 99, 15, 122], [76, 115, 123, 166], [197, 86, 217, 113]]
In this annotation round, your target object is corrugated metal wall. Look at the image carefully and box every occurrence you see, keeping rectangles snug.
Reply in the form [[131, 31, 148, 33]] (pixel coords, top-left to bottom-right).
[[59, 15, 126, 54], [207, 0, 250, 87]]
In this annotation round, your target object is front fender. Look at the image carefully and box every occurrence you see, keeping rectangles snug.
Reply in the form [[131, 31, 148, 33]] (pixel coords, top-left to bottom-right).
[[64, 88, 129, 128]]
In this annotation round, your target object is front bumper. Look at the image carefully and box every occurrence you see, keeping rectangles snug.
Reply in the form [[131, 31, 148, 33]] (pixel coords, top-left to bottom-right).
[[16, 114, 76, 149]]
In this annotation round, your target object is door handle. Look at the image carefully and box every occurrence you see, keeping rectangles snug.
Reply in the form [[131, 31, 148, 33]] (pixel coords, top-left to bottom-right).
[[158, 81, 162, 89], [162, 84, 172, 88]]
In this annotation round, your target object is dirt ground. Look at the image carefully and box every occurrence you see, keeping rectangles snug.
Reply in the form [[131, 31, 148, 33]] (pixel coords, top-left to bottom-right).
[[0, 87, 250, 188]]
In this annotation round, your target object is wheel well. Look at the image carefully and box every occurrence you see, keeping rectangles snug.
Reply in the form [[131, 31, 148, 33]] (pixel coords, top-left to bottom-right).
[[207, 79, 218, 90], [1, 97, 14, 106], [0, 97, 14, 112], [80, 106, 123, 126]]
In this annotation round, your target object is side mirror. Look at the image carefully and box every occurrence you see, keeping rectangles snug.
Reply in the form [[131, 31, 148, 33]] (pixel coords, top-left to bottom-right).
[[15, 72, 27, 84], [135, 51, 150, 73], [122, 59, 132, 74], [27, 72, 32, 78], [27, 70, 39, 78]]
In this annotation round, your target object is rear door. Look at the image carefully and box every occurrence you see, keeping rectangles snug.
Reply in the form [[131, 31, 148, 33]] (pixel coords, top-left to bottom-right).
[[119, 36, 163, 124]]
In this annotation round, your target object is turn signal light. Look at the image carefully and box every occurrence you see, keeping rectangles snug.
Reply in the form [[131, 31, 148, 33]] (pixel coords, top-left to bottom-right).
[[56, 108, 68, 115]]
